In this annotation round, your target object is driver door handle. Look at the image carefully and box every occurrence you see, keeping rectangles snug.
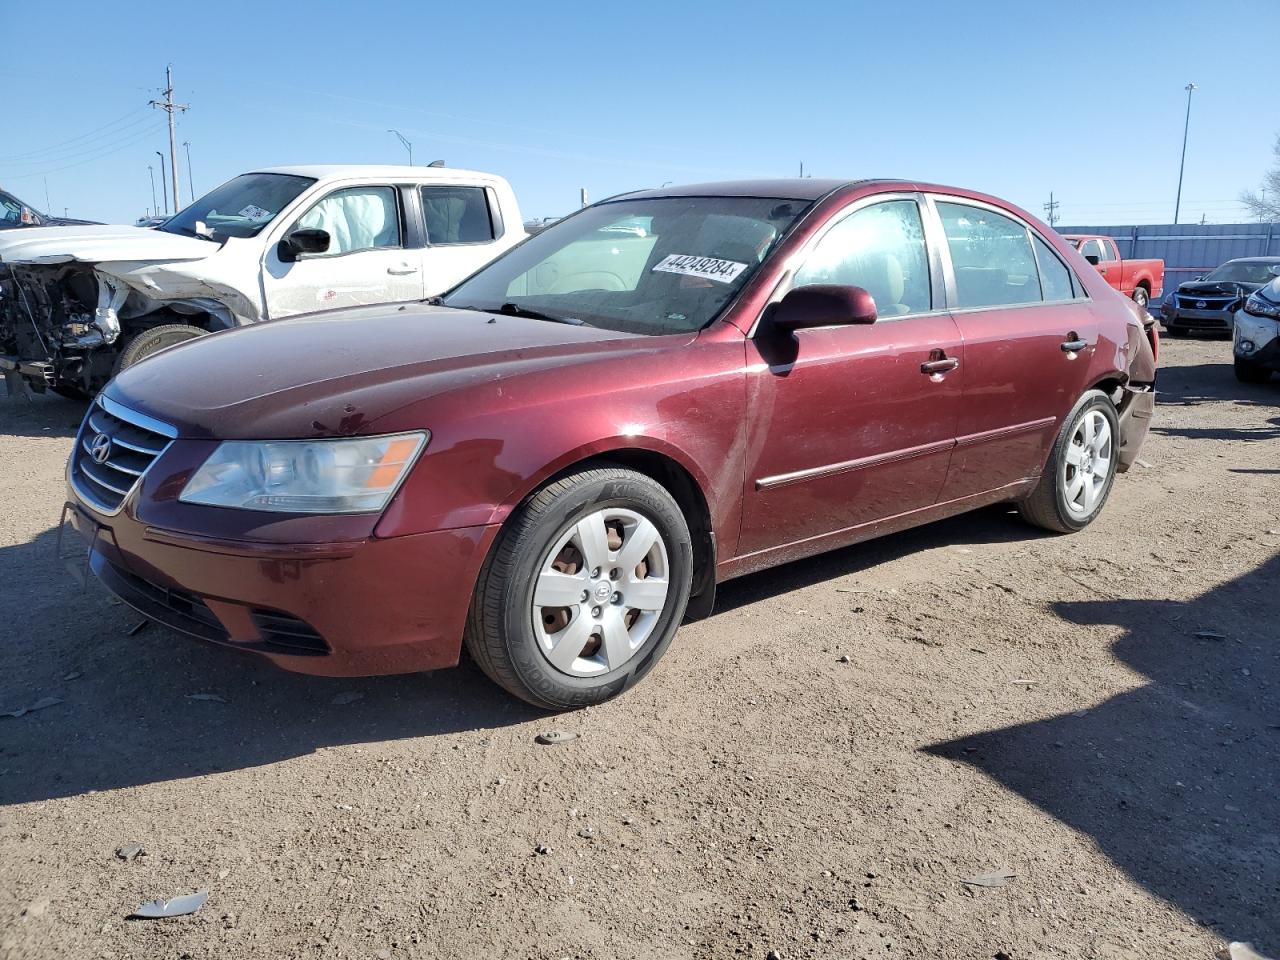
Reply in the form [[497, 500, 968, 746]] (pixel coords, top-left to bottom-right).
[[387, 264, 419, 275], [920, 357, 960, 375]]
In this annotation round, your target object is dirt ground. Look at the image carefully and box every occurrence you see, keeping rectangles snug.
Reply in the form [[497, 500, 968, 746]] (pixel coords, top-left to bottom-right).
[[0, 335, 1277, 960]]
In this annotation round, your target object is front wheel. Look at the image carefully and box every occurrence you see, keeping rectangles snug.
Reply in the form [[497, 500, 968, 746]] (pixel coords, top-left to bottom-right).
[[465, 465, 693, 709], [1234, 357, 1272, 384], [1017, 390, 1120, 534], [114, 323, 207, 375], [1132, 287, 1149, 309]]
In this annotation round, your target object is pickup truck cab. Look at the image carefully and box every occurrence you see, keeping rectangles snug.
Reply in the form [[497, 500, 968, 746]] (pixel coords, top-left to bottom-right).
[[0, 165, 524, 397], [1063, 234, 1163, 310]]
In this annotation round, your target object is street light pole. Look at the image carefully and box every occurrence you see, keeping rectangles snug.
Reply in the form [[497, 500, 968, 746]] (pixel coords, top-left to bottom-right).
[[155, 150, 169, 215], [148, 165, 158, 216], [388, 129, 413, 165], [182, 140, 195, 202], [1174, 82, 1197, 225]]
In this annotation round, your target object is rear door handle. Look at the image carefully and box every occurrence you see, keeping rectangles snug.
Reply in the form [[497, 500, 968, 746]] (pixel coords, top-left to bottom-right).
[[387, 264, 419, 275], [921, 357, 960, 375]]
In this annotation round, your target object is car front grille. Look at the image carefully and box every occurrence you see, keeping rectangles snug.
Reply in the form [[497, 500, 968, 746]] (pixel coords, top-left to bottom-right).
[[71, 396, 176, 513], [1175, 294, 1238, 311]]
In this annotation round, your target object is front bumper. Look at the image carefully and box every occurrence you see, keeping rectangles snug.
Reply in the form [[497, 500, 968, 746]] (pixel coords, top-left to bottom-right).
[[1161, 306, 1235, 334], [1233, 309, 1280, 371], [65, 494, 500, 677]]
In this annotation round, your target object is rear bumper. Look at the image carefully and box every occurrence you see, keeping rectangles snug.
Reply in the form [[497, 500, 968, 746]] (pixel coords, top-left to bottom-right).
[[66, 497, 500, 677]]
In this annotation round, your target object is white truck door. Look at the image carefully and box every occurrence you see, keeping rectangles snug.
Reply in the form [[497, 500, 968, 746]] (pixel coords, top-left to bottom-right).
[[262, 184, 424, 318], [418, 184, 509, 295]]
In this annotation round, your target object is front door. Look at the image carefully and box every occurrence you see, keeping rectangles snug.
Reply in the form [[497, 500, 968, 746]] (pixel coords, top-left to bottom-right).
[[929, 197, 1098, 501], [739, 197, 963, 556], [262, 184, 423, 318]]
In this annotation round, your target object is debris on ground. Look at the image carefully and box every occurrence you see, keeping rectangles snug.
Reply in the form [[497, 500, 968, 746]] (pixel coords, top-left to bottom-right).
[[61, 671, 81, 681], [115, 843, 145, 862], [185, 693, 226, 703], [535, 731, 579, 745], [962, 869, 1016, 888], [1195, 631, 1227, 640], [126, 619, 151, 637], [22, 898, 51, 918], [837, 655, 851, 663], [4, 696, 62, 718], [129, 891, 209, 919], [331, 691, 363, 705], [534, 845, 551, 855]]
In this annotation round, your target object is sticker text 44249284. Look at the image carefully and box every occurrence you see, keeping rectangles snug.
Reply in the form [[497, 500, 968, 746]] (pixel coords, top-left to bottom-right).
[[652, 254, 748, 285]]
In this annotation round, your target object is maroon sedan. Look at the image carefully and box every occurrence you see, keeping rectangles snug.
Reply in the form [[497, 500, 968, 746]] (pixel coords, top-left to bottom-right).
[[63, 179, 1158, 709]]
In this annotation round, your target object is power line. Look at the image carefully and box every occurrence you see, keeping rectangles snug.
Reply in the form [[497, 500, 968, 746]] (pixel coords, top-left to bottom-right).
[[0, 116, 168, 173], [0, 122, 166, 180], [0, 106, 151, 163]]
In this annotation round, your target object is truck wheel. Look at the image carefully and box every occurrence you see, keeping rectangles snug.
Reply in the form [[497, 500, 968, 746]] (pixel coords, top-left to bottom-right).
[[465, 465, 693, 710], [1132, 287, 1149, 309], [114, 323, 206, 374], [1234, 357, 1272, 384], [1017, 390, 1119, 534]]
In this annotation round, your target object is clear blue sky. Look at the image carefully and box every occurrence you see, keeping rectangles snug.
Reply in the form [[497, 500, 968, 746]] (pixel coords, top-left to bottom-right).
[[2, 0, 1275, 227]]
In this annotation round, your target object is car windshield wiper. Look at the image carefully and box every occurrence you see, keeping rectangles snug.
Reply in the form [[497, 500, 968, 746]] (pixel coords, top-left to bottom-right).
[[496, 302, 588, 326]]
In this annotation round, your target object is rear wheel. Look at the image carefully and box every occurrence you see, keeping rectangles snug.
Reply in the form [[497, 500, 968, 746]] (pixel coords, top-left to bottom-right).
[[465, 465, 693, 710], [1017, 390, 1119, 534], [1234, 357, 1272, 384], [114, 323, 206, 375], [1132, 286, 1149, 309]]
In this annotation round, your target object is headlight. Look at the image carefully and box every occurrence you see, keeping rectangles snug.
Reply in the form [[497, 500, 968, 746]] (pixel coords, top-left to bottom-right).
[[179, 432, 428, 513], [1243, 293, 1280, 320]]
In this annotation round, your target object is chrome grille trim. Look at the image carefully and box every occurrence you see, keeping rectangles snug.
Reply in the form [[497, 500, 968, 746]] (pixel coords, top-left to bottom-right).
[[70, 396, 176, 515]]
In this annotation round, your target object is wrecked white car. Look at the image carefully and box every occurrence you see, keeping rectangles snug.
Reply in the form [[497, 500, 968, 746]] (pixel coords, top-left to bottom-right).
[[0, 165, 525, 396]]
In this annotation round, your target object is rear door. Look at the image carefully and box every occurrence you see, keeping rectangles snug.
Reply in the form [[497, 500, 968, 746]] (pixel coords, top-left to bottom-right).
[[419, 184, 507, 295], [928, 196, 1097, 501], [739, 194, 963, 555], [261, 183, 424, 317]]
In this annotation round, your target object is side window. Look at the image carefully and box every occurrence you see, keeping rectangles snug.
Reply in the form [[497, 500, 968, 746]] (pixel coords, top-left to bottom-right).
[[295, 186, 401, 255], [1080, 238, 1104, 262], [1032, 234, 1077, 302], [936, 201, 1041, 309], [1099, 239, 1117, 261], [421, 186, 495, 245], [793, 199, 931, 317]]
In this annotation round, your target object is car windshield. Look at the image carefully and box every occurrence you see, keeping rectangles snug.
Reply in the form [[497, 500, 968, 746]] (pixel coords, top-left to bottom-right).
[[443, 196, 810, 335], [1203, 260, 1280, 284], [160, 173, 316, 242]]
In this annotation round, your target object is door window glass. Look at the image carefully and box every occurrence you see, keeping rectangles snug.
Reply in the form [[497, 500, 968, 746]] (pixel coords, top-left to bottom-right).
[[1098, 239, 1117, 261], [421, 186, 495, 244], [295, 186, 401, 255], [1079, 238, 1104, 262], [936, 201, 1041, 308], [1032, 235, 1077, 302], [793, 199, 931, 316]]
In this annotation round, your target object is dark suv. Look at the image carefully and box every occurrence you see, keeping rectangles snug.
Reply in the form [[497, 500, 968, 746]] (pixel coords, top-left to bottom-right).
[[1162, 257, 1280, 336]]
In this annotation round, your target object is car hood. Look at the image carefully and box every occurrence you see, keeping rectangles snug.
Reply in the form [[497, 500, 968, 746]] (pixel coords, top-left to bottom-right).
[[106, 303, 659, 439], [0, 223, 214, 266], [1176, 280, 1263, 297]]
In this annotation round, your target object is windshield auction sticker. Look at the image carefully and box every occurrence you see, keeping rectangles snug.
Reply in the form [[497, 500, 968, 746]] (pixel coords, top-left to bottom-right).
[[238, 204, 271, 221], [652, 254, 748, 284]]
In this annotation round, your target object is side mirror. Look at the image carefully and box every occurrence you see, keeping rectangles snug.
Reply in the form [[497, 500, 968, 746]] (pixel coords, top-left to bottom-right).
[[1084, 254, 1101, 266], [278, 227, 330, 262], [771, 284, 877, 332]]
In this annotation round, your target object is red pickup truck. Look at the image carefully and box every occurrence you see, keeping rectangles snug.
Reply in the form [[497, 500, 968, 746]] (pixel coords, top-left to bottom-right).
[[1063, 234, 1163, 309]]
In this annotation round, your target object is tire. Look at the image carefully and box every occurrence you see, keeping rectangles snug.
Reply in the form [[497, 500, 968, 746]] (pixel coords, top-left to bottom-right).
[[1017, 390, 1120, 534], [1132, 286, 1149, 309], [113, 323, 206, 375], [1234, 357, 1272, 384], [465, 465, 694, 710]]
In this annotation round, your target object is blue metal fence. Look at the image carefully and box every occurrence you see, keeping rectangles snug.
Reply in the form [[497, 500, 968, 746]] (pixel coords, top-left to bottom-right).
[[1055, 222, 1279, 304]]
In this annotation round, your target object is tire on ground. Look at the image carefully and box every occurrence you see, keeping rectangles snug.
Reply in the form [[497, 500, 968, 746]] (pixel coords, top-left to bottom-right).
[[114, 323, 207, 375], [1234, 357, 1272, 384], [1017, 389, 1120, 534], [465, 464, 693, 710]]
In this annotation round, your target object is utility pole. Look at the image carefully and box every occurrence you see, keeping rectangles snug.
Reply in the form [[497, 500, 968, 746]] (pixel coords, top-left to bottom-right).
[[147, 165, 158, 216], [150, 64, 188, 212], [155, 150, 168, 215], [182, 140, 195, 202], [388, 129, 413, 165], [1043, 191, 1060, 227], [1173, 81, 1197, 225]]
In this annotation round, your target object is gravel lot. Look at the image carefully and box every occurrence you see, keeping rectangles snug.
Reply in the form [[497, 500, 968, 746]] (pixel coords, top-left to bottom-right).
[[1, 335, 1277, 960]]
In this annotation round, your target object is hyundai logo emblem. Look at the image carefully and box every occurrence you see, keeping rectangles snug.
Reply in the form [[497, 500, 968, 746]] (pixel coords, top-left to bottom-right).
[[1196, 299, 1207, 309], [89, 433, 112, 464]]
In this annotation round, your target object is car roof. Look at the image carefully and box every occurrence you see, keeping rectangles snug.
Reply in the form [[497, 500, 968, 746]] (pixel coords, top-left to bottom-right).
[[1221, 256, 1280, 263], [251, 164, 505, 182]]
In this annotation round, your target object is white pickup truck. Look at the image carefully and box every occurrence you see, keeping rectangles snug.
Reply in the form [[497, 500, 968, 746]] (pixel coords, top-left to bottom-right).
[[0, 164, 525, 397]]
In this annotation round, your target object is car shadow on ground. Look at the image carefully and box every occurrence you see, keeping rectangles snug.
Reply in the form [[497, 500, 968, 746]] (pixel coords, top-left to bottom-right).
[[925, 552, 1280, 945], [0, 524, 542, 808], [713, 503, 1047, 614], [0, 389, 85, 439], [1155, 357, 1279, 410]]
